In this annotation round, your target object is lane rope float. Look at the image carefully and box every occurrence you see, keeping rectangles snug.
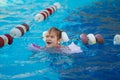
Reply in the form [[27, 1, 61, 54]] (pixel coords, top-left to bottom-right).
[[113, 34, 120, 45], [0, 34, 13, 48], [80, 33, 120, 45], [10, 23, 29, 38], [34, 2, 61, 22]]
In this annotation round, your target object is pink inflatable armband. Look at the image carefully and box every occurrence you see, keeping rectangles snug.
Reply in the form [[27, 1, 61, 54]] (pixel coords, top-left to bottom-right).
[[28, 43, 41, 52], [68, 42, 83, 53]]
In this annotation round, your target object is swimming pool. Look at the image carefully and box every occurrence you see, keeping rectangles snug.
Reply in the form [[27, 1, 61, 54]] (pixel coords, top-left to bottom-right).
[[0, 0, 120, 80]]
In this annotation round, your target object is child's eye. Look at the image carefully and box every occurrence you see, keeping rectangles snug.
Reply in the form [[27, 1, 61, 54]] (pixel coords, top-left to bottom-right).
[[45, 35, 49, 38], [51, 36, 54, 38]]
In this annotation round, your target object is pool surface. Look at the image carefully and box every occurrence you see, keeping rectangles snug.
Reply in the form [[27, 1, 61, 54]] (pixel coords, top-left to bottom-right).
[[0, 0, 120, 80]]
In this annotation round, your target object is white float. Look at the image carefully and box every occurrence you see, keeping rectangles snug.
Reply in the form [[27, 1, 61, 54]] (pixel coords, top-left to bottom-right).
[[87, 33, 96, 45], [113, 34, 120, 45]]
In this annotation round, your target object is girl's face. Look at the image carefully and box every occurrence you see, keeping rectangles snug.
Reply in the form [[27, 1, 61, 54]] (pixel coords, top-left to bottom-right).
[[44, 32, 60, 48]]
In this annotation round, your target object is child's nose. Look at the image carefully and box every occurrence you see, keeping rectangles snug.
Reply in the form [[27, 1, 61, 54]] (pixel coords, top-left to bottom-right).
[[46, 37, 51, 40]]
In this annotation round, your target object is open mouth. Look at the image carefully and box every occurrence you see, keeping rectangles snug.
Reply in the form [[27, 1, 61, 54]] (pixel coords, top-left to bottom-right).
[[47, 42, 52, 45]]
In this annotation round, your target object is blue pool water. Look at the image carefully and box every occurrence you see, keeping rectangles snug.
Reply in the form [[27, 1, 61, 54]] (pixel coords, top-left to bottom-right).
[[0, 0, 120, 80]]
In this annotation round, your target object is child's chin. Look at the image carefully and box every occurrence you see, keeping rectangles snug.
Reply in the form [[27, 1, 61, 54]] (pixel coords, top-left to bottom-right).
[[46, 45, 56, 48], [46, 45, 53, 48]]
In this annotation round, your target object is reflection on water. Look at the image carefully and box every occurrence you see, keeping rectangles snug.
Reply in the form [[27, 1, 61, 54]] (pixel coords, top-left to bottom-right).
[[30, 51, 73, 69], [64, 0, 120, 36], [0, 0, 7, 7]]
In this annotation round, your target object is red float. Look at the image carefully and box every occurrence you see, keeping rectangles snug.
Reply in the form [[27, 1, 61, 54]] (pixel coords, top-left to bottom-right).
[[46, 8, 53, 15], [16, 27, 24, 36], [43, 10, 49, 17], [80, 34, 88, 45], [21, 23, 29, 31], [4, 34, 13, 45], [0, 37, 4, 47], [95, 34, 104, 44], [40, 12, 47, 20]]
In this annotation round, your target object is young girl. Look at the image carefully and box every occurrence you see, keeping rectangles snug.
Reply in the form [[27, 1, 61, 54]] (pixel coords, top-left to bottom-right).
[[28, 27, 82, 54], [43, 27, 67, 48]]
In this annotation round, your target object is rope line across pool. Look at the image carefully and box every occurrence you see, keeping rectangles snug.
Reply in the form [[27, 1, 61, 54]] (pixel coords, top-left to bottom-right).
[[0, 2, 120, 48]]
